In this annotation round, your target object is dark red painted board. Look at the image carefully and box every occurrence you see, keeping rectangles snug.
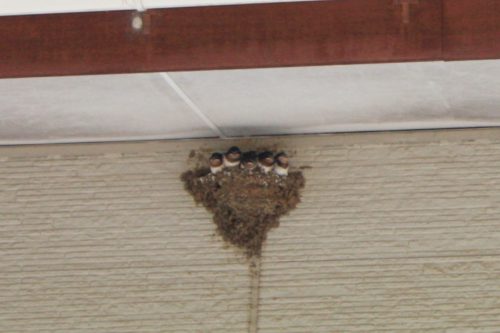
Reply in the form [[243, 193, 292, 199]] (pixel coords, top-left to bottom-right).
[[443, 0, 500, 60], [0, 0, 442, 78]]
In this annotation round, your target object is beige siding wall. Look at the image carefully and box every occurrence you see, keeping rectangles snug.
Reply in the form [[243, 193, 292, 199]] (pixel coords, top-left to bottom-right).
[[1, 129, 500, 332]]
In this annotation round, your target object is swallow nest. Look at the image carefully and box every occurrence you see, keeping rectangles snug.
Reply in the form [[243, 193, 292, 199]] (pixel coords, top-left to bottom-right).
[[181, 151, 305, 258]]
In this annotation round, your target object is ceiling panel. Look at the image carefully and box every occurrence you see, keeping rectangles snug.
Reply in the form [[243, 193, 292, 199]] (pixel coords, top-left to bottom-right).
[[169, 60, 500, 136], [0, 73, 215, 144], [1, 60, 500, 145], [0, 0, 313, 16]]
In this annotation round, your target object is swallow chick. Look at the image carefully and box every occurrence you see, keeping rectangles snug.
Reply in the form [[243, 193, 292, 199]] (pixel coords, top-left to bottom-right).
[[274, 152, 289, 176], [240, 151, 258, 173], [209, 152, 224, 175], [223, 146, 242, 168], [258, 151, 274, 174]]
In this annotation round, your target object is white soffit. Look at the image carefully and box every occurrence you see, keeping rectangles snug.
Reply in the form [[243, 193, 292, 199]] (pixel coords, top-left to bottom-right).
[[0, 74, 215, 144], [0, 0, 315, 16], [168, 60, 500, 137], [0, 60, 500, 145]]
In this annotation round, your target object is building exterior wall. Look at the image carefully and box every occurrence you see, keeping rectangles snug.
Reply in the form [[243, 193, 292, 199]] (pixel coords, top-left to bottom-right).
[[1, 129, 500, 332]]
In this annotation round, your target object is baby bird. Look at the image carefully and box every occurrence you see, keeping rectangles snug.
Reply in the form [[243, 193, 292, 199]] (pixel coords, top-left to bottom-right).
[[274, 152, 289, 176], [240, 151, 258, 172], [223, 146, 242, 168], [209, 153, 224, 174], [258, 151, 274, 174]]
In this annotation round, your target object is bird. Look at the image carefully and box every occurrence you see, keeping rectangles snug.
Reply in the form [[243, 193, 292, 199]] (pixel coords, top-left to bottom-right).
[[223, 146, 242, 168], [258, 151, 274, 174], [274, 152, 289, 176], [240, 151, 258, 172], [209, 152, 224, 174]]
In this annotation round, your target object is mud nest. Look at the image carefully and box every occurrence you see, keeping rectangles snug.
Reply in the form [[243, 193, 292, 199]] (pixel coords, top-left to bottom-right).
[[181, 165, 305, 257]]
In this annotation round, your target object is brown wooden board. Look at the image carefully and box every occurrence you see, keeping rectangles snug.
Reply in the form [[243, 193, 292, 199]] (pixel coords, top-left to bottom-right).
[[0, 0, 442, 78], [443, 0, 500, 60]]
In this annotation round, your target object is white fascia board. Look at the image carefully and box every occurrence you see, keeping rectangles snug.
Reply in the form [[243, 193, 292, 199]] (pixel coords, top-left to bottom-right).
[[0, 0, 316, 16]]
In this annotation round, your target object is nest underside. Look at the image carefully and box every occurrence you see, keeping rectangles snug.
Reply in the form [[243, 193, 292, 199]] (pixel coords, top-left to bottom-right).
[[181, 167, 305, 257]]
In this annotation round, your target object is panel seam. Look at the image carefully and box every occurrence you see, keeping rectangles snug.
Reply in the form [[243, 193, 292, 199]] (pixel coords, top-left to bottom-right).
[[160, 72, 227, 139]]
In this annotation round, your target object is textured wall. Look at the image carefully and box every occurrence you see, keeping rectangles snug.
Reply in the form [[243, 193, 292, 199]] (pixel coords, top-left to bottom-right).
[[1, 129, 500, 332]]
